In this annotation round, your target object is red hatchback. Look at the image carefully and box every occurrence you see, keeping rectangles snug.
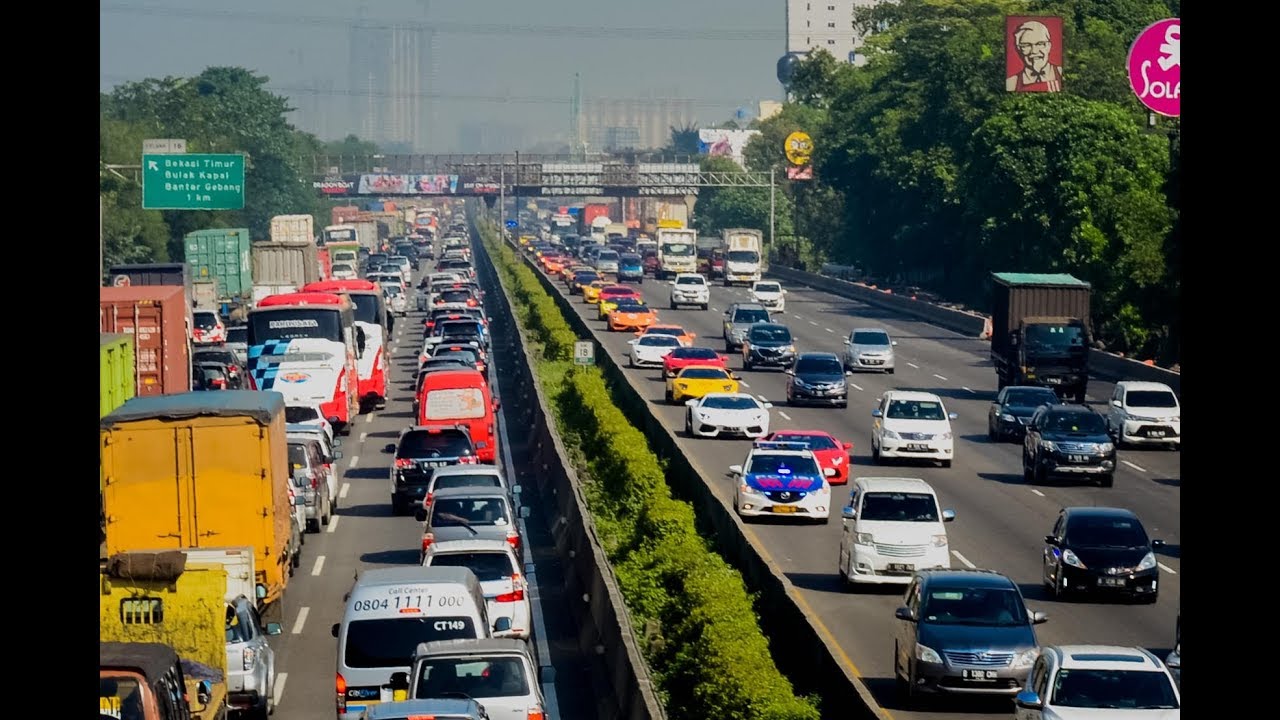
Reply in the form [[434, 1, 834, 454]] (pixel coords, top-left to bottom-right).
[[663, 346, 729, 378], [763, 430, 854, 484]]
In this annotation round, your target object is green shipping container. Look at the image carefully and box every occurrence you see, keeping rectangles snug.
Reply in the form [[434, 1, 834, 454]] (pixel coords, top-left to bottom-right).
[[184, 228, 253, 301], [100, 333, 135, 418]]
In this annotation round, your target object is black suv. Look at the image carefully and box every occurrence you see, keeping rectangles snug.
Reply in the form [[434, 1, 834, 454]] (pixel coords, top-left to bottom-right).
[[894, 569, 1047, 705], [785, 352, 848, 407], [741, 323, 796, 370], [1041, 506, 1164, 602], [1022, 405, 1117, 486], [384, 425, 477, 514]]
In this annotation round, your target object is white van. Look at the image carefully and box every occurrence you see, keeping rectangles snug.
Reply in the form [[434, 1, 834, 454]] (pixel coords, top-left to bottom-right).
[[836, 477, 955, 587], [332, 566, 512, 719]]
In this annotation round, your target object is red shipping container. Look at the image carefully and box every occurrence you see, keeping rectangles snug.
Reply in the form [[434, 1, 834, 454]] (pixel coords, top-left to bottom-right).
[[100, 286, 192, 396], [317, 247, 333, 281], [331, 205, 360, 225]]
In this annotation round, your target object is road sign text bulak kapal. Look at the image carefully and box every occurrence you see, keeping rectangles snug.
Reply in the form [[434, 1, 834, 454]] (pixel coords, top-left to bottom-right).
[[157, 156, 243, 194]]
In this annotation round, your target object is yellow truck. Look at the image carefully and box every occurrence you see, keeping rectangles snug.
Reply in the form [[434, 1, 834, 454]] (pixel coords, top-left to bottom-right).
[[100, 552, 230, 720], [100, 391, 293, 609]]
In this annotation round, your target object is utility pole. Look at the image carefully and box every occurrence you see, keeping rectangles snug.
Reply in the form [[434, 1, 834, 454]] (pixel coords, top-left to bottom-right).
[[500, 158, 506, 233], [768, 167, 776, 259], [100, 194, 105, 286], [514, 150, 520, 230]]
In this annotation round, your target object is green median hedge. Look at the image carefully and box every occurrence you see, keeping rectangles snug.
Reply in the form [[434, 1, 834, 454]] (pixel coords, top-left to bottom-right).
[[479, 221, 820, 720]]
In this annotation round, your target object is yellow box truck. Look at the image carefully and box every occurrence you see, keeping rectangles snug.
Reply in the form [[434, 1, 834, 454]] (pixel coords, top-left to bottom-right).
[[100, 391, 292, 607]]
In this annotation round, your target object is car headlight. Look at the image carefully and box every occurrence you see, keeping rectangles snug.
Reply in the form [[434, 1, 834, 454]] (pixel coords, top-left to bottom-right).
[[1137, 551, 1157, 571], [723, 385, 734, 391], [787, 344, 797, 353], [792, 378, 807, 388], [1062, 549, 1086, 569], [1129, 414, 1157, 422], [1097, 442, 1115, 453], [1000, 413, 1016, 422], [931, 533, 948, 548], [1040, 440, 1057, 452], [856, 532, 875, 545], [1013, 648, 1040, 668], [940, 432, 953, 440], [882, 429, 900, 440], [916, 644, 942, 664]]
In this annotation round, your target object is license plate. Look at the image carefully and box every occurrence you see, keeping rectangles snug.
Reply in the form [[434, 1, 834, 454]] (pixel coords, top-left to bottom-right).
[[1046, 377, 1062, 384], [771, 506, 798, 513], [906, 443, 929, 451], [1067, 454, 1088, 463], [418, 461, 449, 468], [1098, 577, 1125, 587], [886, 563, 914, 572], [865, 359, 883, 365], [1149, 430, 1167, 437], [962, 670, 999, 680]]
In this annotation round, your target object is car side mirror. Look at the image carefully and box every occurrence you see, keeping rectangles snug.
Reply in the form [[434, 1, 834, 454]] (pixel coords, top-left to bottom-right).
[[414, 508, 427, 522], [1111, 399, 1123, 407], [841, 506, 855, 520], [894, 606, 916, 622], [843, 442, 853, 450], [948, 412, 958, 420], [683, 398, 698, 407], [871, 409, 883, 418], [1044, 535, 1058, 545], [728, 464, 743, 476], [520, 506, 531, 519], [1152, 539, 1165, 548], [494, 616, 513, 633], [668, 281, 675, 285], [383, 443, 396, 453], [1031, 610, 1049, 624], [942, 509, 955, 522], [331, 623, 340, 638], [195, 680, 212, 707], [511, 484, 523, 495], [334, 451, 344, 460], [628, 339, 638, 345], [265, 622, 283, 636], [1014, 690, 1043, 710], [784, 369, 794, 375]]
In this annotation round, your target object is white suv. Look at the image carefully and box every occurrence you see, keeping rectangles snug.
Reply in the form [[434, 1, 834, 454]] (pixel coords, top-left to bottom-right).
[[669, 273, 710, 310], [870, 390, 957, 467], [1015, 645, 1180, 718], [750, 281, 786, 312], [1107, 381, 1180, 448], [837, 477, 954, 587]]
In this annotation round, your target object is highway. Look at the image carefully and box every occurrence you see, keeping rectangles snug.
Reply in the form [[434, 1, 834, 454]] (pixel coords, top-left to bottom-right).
[[266, 256, 596, 720], [520, 254, 1181, 720]]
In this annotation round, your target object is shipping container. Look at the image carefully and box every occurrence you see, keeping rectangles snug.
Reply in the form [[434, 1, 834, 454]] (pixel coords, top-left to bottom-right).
[[100, 333, 135, 418], [108, 263, 192, 308], [183, 228, 253, 302], [316, 247, 332, 281], [989, 273, 1092, 354], [251, 241, 319, 289], [100, 391, 293, 607], [269, 214, 316, 244], [100, 286, 192, 396]]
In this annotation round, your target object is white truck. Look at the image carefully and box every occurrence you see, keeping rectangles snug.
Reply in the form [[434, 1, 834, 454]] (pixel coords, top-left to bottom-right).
[[589, 215, 612, 243], [269, 215, 315, 244], [722, 228, 764, 286], [656, 228, 698, 280]]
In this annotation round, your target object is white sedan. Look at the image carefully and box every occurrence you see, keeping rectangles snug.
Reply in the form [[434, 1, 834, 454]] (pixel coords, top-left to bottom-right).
[[627, 334, 682, 368], [684, 392, 772, 439], [750, 281, 787, 312]]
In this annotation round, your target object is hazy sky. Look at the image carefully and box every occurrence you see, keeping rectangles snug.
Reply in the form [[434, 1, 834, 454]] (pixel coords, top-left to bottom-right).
[[100, 0, 786, 152]]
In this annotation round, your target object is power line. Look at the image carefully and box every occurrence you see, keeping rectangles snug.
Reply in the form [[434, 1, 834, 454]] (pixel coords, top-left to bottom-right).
[[100, 3, 780, 42]]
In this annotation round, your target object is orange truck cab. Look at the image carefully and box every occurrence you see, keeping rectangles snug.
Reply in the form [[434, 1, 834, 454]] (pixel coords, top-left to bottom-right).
[[415, 369, 498, 464]]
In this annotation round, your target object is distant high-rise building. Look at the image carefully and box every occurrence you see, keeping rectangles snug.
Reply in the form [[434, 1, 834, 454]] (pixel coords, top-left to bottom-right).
[[349, 21, 431, 150], [584, 97, 694, 152], [785, 0, 879, 66], [458, 122, 529, 153]]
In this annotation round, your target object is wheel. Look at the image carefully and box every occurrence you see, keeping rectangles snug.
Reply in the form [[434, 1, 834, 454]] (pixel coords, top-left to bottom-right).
[[665, 388, 674, 403], [629, 356, 636, 368], [290, 549, 301, 568], [744, 357, 753, 370], [838, 401, 848, 409], [701, 303, 709, 310], [245, 695, 270, 720], [1022, 453, 1034, 482], [988, 421, 998, 442], [940, 460, 952, 468], [838, 557, 848, 584], [1033, 463, 1047, 485], [670, 301, 677, 309], [1141, 590, 1159, 605], [392, 496, 407, 515], [306, 518, 320, 534], [685, 413, 693, 435], [887, 368, 895, 375], [322, 497, 331, 525], [1099, 473, 1114, 488], [1051, 566, 1068, 599], [872, 441, 882, 464], [997, 375, 1008, 390], [725, 342, 733, 353]]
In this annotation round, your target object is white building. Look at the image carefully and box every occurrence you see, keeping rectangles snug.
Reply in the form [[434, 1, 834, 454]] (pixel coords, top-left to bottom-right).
[[785, 0, 879, 66]]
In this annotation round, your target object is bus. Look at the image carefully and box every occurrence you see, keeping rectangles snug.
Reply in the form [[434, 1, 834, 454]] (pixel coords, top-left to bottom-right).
[[247, 293, 361, 433], [302, 280, 389, 411]]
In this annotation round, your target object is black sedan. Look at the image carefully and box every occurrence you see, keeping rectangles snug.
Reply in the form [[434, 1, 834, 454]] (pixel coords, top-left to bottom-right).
[[785, 352, 849, 408], [987, 385, 1060, 441], [1042, 506, 1164, 602]]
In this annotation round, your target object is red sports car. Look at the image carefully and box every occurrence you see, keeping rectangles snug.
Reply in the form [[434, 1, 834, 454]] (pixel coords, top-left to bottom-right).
[[662, 346, 729, 378], [763, 430, 854, 485]]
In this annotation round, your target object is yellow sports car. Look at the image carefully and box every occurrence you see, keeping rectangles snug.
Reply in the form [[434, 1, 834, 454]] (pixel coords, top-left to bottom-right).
[[597, 286, 642, 319], [582, 281, 610, 304], [608, 299, 658, 332], [665, 365, 739, 404], [519, 235, 536, 246]]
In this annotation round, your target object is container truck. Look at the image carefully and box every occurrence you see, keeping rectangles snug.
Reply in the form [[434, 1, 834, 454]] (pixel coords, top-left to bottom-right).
[[353, 219, 379, 252], [108, 263, 193, 309], [100, 286, 192, 396], [322, 224, 358, 247], [989, 272, 1092, 402], [100, 391, 293, 608], [101, 333, 136, 418], [183, 228, 253, 307], [656, 227, 698, 279], [331, 205, 361, 226], [251, 241, 319, 292], [269, 214, 315, 244], [577, 204, 611, 236], [722, 228, 764, 286]]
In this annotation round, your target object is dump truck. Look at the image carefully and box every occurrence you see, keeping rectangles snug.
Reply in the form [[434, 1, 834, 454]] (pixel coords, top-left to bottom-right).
[[269, 214, 315, 244], [989, 272, 1093, 402], [100, 391, 293, 608]]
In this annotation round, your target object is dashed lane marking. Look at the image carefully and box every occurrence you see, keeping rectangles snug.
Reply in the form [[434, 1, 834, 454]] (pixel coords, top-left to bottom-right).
[[326, 516, 341, 533], [272, 673, 287, 707], [1030, 489, 1045, 497], [779, 411, 792, 420], [933, 373, 948, 381], [311, 555, 326, 576], [291, 607, 309, 634], [1122, 460, 1147, 473], [951, 551, 977, 569], [1158, 562, 1177, 575], [907, 362, 920, 369], [339, 483, 350, 499], [849, 382, 864, 391]]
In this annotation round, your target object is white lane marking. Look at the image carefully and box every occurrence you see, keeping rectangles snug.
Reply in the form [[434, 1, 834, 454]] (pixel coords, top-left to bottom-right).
[[779, 411, 792, 420], [849, 382, 864, 391], [327, 516, 341, 533], [291, 607, 310, 634], [365, 414, 373, 424], [793, 314, 804, 319], [359, 432, 368, 442], [339, 482, 350, 499], [740, 381, 751, 388], [962, 386, 974, 393], [711, 307, 718, 312], [808, 320, 819, 326], [1158, 562, 1177, 575], [1030, 488, 1045, 497], [272, 673, 288, 707], [349, 455, 360, 468], [825, 327, 834, 333], [951, 551, 977, 569], [1122, 460, 1147, 473], [907, 362, 920, 369], [757, 394, 769, 402], [933, 373, 948, 381], [311, 555, 326, 576]]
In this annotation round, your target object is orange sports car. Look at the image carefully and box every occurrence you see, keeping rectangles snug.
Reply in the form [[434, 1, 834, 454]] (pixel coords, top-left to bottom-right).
[[608, 298, 658, 332], [542, 255, 567, 274], [636, 324, 697, 347]]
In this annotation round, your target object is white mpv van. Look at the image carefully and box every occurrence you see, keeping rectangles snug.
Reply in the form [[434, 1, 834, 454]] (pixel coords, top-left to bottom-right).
[[837, 477, 955, 587]]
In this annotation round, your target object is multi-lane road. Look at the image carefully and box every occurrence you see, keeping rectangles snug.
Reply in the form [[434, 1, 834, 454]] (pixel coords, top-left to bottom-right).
[[266, 257, 595, 720], [524, 255, 1180, 720]]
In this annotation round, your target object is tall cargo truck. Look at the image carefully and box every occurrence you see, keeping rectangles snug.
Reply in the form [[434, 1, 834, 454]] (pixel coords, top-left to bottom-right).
[[656, 227, 698, 279], [183, 229, 253, 305], [721, 228, 764, 286], [100, 286, 192, 396], [100, 391, 293, 607], [251, 241, 319, 291], [353, 219, 379, 251], [989, 272, 1092, 402], [269, 214, 316, 244], [108, 263, 193, 309], [101, 333, 136, 418]]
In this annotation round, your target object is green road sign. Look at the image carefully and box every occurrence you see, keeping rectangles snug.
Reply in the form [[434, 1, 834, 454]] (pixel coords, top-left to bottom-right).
[[142, 153, 246, 210]]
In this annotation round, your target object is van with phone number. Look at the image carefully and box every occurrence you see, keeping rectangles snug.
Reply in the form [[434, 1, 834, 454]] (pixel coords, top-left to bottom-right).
[[333, 566, 513, 719]]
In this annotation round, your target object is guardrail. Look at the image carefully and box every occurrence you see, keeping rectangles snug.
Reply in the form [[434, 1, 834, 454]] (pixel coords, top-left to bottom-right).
[[472, 223, 666, 720], [766, 265, 1180, 394]]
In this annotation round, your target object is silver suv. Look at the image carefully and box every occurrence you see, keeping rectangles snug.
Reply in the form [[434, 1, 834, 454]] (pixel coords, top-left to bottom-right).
[[843, 327, 897, 374], [225, 595, 282, 719], [722, 303, 772, 352]]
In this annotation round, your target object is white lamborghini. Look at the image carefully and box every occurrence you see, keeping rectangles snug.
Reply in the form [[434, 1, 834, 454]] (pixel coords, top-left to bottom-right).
[[627, 334, 682, 368], [684, 392, 773, 439]]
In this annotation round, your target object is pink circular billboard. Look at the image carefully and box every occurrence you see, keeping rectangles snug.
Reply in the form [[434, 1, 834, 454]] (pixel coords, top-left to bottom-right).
[[1128, 19, 1180, 117]]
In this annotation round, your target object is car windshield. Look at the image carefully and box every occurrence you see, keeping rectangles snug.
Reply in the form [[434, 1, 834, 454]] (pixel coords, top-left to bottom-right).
[[639, 335, 681, 347], [193, 313, 218, 329], [439, 321, 481, 336], [397, 432, 473, 458], [194, 350, 236, 365], [680, 368, 730, 380], [1065, 516, 1149, 548], [597, 251, 619, 261], [774, 433, 838, 450], [1043, 412, 1107, 434], [733, 309, 770, 324], [574, 272, 598, 282], [226, 326, 248, 343], [702, 396, 759, 410], [662, 242, 694, 256], [795, 357, 842, 374], [432, 474, 502, 492], [728, 250, 760, 263], [427, 551, 514, 583], [287, 443, 312, 468], [416, 657, 530, 699], [431, 350, 480, 364], [860, 492, 939, 522], [754, 283, 780, 293], [100, 676, 146, 720], [1004, 389, 1059, 407], [439, 290, 473, 304], [852, 331, 890, 345], [751, 326, 792, 342], [919, 587, 1027, 627], [1126, 390, 1177, 408], [673, 348, 719, 360], [648, 327, 686, 337], [383, 284, 403, 296], [621, 254, 641, 264], [614, 300, 648, 311], [677, 276, 706, 286], [430, 498, 510, 527], [748, 454, 821, 476], [886, 399, 946, 420], [1050, 669, 1179, 709], [1025, 324, 1086, 350], [344, 617, 479, 668], [285, 406, 320, 424]]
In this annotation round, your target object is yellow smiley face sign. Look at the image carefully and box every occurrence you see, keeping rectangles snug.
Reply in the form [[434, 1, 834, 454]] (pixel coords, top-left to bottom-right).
[[784, 131, 814, 166]]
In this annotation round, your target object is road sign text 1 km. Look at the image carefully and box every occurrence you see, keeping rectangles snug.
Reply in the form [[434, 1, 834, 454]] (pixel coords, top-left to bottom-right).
[[142, 153, 246, 210]]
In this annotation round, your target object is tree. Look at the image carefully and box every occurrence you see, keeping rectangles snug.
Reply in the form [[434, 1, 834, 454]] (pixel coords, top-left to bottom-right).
[[692, 156, 793, 246], [666, 123, 701, 155], [323, 134, 380, 156]]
